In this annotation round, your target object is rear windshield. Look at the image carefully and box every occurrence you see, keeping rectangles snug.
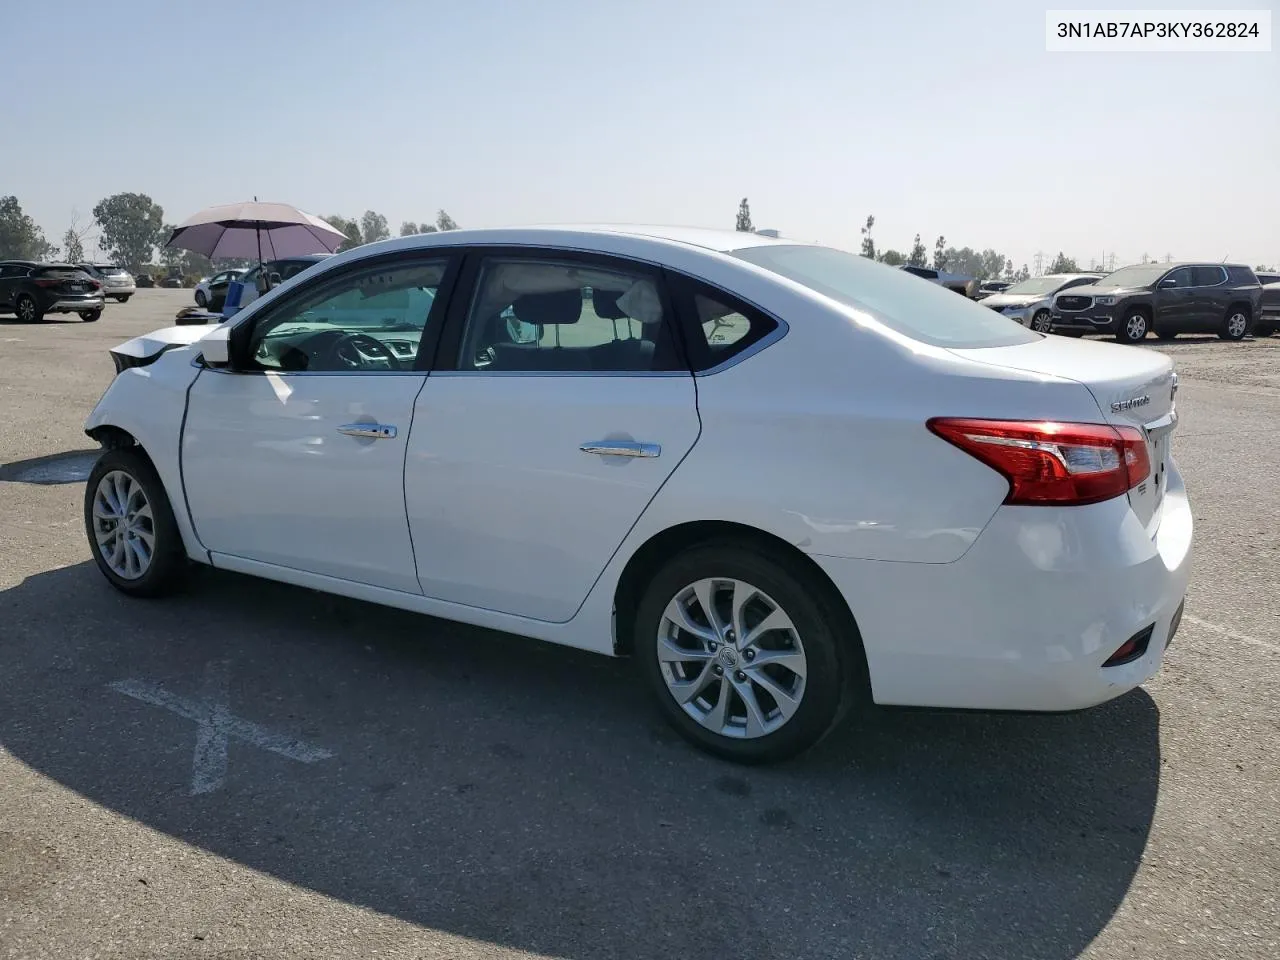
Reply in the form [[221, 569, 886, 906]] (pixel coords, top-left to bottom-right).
[[731, 244, 1039, 348], [36, 267, 88, 279], [98, 265, 127, 275]]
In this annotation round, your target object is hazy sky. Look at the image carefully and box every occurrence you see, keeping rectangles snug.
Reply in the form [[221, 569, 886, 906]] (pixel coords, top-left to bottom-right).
[[4, 0, 1277, 270]]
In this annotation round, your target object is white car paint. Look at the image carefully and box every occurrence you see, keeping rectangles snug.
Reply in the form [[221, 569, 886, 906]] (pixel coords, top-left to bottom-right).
[[85, 224, 1192, 718]]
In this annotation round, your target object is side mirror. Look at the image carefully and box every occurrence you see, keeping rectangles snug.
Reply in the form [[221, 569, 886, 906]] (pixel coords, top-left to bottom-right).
[[269, 272, 283, 287], [1159, 278, 1177, 288], [199, 324, 232, 366]]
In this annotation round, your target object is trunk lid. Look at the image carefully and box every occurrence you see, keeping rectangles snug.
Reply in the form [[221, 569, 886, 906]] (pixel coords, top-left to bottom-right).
[[949, 336, 1177, 532]]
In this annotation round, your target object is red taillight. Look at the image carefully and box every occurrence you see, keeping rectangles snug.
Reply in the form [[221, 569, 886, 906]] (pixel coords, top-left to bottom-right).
[[33, 278, 60, 288], [927, 418, 1151, 506]]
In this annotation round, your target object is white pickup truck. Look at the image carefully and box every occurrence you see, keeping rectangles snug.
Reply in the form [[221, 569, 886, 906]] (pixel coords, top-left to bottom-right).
[[900, 265, 980, 298]]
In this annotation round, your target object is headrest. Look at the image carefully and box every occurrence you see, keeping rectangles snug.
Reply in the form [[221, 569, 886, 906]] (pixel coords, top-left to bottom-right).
[[592, 288, 627, 320], [512, 289, 582, 326]]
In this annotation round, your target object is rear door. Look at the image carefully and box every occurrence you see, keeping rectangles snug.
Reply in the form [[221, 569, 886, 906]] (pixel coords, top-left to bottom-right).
[[404, 248, 701, 622], [1190, 266, 1228, 330]]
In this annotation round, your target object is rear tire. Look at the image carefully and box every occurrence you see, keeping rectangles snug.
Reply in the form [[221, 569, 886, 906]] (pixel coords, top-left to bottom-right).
[[1155, 329, 1178, 340], [84, 447, 187, 598], [80, 309, 102, 322], [634, 541, 861, 764], [115, 295, 131, 303], [194, 290, 207, 307], [15, 294, 42, 323], [1254, 323, 1274, 338], [1117, 309, 1149, 344], [1220, 306, 1250, 341]]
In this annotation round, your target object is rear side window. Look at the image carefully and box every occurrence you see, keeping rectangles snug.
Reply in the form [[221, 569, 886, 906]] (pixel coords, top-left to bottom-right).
[[1226, 265, 1259, 285], [1192, 266, 1227, 286], [671, 277, 780, 371], [733, 244, 1038, 348]]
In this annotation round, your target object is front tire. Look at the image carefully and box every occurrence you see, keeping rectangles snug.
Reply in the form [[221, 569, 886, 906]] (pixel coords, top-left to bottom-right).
[[1220, 307, 1250, 341], [1030, 310, 1053, 334], [15, 294, 42, 323], [634, 542, 859, 764], [80, 309, 102, 322], [1117, 309, 1149, 344], [84, 447, 187, 598], [194, 290, 207, 307]]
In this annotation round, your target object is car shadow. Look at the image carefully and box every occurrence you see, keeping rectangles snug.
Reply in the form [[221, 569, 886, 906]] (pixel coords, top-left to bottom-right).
[[0, 562, 1162, 959], [0, 449, 101, 484]]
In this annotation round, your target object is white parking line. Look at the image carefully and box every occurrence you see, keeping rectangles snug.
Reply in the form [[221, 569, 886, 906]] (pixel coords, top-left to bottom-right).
[[1183, 614, 1280, 654], [108, 660, 334, 795]]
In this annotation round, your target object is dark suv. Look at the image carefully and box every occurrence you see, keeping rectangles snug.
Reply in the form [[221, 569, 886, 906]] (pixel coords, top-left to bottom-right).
[[1049, 262, 1263, 344], [1256, 274, 1280, 337], [0, 261, 106, 322]]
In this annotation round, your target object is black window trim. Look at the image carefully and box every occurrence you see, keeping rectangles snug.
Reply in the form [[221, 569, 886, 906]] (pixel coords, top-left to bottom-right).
[[663, 270, 788, 375], [217, 248, 464, 376], [431, 245, 694, 378]]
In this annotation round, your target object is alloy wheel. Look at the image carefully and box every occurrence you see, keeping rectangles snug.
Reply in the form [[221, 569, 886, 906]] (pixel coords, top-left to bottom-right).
[[1126, 314, 1147, 341], [657, 578, 807, 740], [17, 298, 35, 321], [1032, 311, 1053, 333], [1228, 312, 1248, 338], [91, 470, 155, 580]]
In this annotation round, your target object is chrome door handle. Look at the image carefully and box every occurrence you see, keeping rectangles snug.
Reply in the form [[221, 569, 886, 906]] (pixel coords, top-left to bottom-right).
[[579, 441, 661, 458], [338, 423, 398, 439]]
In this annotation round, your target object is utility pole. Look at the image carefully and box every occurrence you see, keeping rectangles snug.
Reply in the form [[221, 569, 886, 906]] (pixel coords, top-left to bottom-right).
[[1033, 251, 1044, 276], [1164, 252, 1172, 263]]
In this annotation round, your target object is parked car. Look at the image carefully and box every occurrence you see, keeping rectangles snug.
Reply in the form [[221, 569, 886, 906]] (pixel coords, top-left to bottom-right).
[[160, 268, 184, 289], [82, 226, 1190, 764], [0, 260, 105, 322], [981, 273, 1104, 332], [900, 264, 980, 298], [135, 271, 156, 289], [1050, 262, 1263, 343], [194, 269, 245, 309], [234, 255, 331, 309], [76, 262, 136, 302], [975, 280, 1011, 300], [1256, 280, 1280, 337]]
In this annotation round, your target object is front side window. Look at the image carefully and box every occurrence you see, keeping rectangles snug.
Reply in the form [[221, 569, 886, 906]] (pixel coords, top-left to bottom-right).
[[459, 257, 682, 372], [734, 244, 1038, 348], [245, 257, 448, 372], [1163, 267, 1195, 288]]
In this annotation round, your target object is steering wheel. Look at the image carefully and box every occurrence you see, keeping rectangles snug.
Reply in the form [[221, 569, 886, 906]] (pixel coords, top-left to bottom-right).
[[322, 331, 402, 371]]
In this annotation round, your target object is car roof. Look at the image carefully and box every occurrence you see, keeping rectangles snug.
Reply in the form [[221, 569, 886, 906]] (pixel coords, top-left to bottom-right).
[[372, 224, 794, 255]]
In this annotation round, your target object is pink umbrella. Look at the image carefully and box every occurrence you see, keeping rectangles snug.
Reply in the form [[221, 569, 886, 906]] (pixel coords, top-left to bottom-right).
[[164, 200, 347, 263]]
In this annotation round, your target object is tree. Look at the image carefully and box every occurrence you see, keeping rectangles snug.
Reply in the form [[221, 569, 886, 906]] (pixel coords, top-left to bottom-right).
[[933, 235, 948, 270], [906, 234, 928, 267], [1256, 264, 1275, 272], [1047, 251, 1080, 273], [1013, 264, 1031, 283], [878, 249, 905, 266], [0, 196, 52, 260], [735, 198, 753, 233], [436, 210, 459, 231], [859, 214, 876, 259], [360, 210, 390, 244], [93, 192, 164, 270], [399, 221, 419, 237], [61, 228, 85, 264], [979, 249, 1007, 282], [322, 215, 363, 252]]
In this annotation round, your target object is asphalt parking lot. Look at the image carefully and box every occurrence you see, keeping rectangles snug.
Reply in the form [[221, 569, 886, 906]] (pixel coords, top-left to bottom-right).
[[1, 290, 1277, 960]]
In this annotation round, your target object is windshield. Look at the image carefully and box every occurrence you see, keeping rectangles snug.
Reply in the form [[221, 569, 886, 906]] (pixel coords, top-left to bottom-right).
[[1004, 276, 1073, 296], [731, 244, 1039, 348], [36, 267, 88, 279], [1097, 264, 1168, 288]]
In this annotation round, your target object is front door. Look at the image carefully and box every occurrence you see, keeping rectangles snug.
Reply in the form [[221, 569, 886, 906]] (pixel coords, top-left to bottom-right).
[[181, 252, 454, 593], [406, 252, 701, 623], [1154, 266, 1196, 331]]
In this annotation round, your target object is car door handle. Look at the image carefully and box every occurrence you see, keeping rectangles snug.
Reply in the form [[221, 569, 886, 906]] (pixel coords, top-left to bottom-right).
[[579, 441, 661, 458], [338, 423, 398, 439]]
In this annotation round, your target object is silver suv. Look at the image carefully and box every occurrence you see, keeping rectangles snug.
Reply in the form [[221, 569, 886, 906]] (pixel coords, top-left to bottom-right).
[[77, 263, 136, 303]]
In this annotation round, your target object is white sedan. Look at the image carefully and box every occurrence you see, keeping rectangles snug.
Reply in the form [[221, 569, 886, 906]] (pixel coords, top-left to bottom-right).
[[82, 225, 1192, 763]]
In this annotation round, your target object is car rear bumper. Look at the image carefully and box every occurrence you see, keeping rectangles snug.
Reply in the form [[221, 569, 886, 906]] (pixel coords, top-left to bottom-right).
[[104, 285, 136, 296], [812, 460, 1193, 712], [47, 296, 106, 312]]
